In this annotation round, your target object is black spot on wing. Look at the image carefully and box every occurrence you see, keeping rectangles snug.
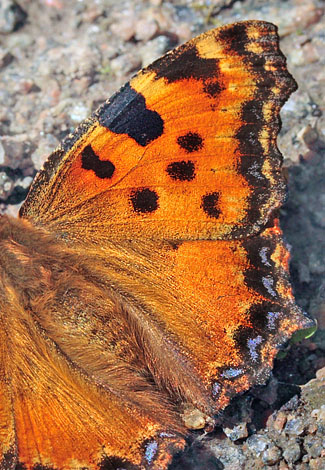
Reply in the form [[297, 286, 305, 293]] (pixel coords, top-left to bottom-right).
[[97, 83, 164, 146], [203, 80, 225, 98], [148, 43, 220, 84], [201, 192, 220, 219], [177, 132, 203, 153], [81, 145, 115, 179], [232, 301, 289, 364], [98, 456, 138, 470], [232, 326, 264, 363], [169, 241, 182, 250], [218, 22, 278, 59], [130, 188, 159, 213], [244, 265, 279, 302], [166, 160, 195, 181], [16, 464, 27, 470], [242, 233, 276, 275], [218, 23, 250, 56], [236, 99, 266, 158], [1, 450, 18, 469], [242, 233, 280, 301], [248, 301, 282, 333]]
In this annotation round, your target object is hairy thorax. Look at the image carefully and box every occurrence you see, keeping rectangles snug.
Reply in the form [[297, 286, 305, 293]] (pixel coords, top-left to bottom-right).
[[0, 215, 212, 426], [0, 215, 161, 408]]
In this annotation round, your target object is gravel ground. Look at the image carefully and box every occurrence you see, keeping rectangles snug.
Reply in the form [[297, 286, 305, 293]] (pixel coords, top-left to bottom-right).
[[0, 0, 324, 468]]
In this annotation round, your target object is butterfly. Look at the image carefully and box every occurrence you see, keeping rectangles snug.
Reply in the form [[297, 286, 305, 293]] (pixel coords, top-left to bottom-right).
[[0, 20, 314, 470]]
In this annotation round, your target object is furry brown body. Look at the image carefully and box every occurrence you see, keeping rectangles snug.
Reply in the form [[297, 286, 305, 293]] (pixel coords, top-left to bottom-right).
[[1, 214, 194, 467], [0, 215, 206, 423]]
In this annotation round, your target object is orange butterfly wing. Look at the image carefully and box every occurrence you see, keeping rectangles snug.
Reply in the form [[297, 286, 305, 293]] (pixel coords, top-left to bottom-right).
[[19, 18, 312, 403], [21, 21, 291, 243], [1, 20, 314, 469]]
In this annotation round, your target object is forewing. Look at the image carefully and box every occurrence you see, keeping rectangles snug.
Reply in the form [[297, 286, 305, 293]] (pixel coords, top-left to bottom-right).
[[20, 21, 296, 243]]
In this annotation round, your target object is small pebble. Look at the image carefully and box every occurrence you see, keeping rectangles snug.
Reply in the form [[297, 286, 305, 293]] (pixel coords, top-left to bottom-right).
[[290, 48, 305, 67], [261, 444, 282, 465], [283, 439, 302, 464], [270, 411, 287, 432], [0, 171, 14, 199], [0, 142, 5, 165], [110, 16, 136, 41], [0, 135, 32, 170], [302, 42, 321, 64], [308, 422, 318, 434], [279, 462, 289, 470], [223, 423, 248, 441], [139, 35, 173, 67], [246, 435, 269, 454], [297, 125, 319, 149], [280, 3, 324, 35], [0, 0, 27, 34], [316, 367, 325, 380], [318, 407, 325, 422], [0, 48, 14, 69], [17, 176, 33, 189], [209, 440, 246, 470], [135, 18, 158, 41], [110, 53, 142, 76], [304, 435, 324, 459], [69, 103, 90, 124], [311, 409, 320, 418], [284, 417, 305, 436], [297, 463, 313, 470], [310, 457, 325, 470], [182, 407, 207, 430]]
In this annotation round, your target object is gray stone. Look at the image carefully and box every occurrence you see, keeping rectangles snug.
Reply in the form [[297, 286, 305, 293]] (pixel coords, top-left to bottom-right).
[[223, 423, 248, 442], [261, 444, 282, 465], [304, 434, 324, 459], [283, 439, 302, 464], [284, 417, 306, 436], [246, 435, 270, 454], [0, 0, 27, 34]]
